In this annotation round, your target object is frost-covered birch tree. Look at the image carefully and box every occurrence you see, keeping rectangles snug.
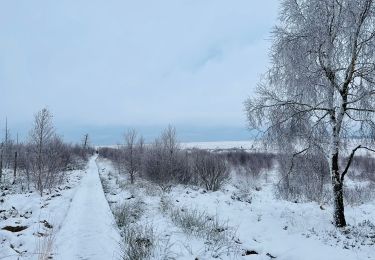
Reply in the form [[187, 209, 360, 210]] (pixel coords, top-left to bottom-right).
[[245, 0, 375, 227], [29, 108, 55, 195], [123, 129, 138, 184]]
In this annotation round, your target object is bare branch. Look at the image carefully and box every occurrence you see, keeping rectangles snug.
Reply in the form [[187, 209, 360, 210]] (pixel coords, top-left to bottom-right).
[[341, 145, 375, 181]]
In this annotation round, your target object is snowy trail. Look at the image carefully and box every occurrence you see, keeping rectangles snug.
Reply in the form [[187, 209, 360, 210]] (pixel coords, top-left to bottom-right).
[[55, 155, 121, 260]]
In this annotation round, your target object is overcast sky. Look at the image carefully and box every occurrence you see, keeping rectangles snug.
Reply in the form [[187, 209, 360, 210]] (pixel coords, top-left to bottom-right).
[[0, 0, 278, 144]]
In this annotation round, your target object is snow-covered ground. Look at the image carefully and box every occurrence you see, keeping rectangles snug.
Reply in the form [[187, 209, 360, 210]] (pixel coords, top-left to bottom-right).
[[1, 142, 374, 260], [97, 156, 375, 260], [0, 167, 84, 259], [0, 155, 120, 260]]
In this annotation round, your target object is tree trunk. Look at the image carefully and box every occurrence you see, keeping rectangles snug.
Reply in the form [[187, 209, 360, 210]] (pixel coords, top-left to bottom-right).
[[26, 167, 30, 191], [331, 152, 346, 227], [319, 160, 325, 204], [12, 151, 17, 185], [130, 149, 134, 184], [333, 181, 346, 227]]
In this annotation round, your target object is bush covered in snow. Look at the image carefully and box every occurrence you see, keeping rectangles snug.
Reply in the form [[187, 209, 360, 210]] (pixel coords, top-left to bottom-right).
[[160, 196, 240, 258], [121, 224, 156, 260], [191, 149, 230, 191], [114, 198, 145, 229], [222, 150, 276, 178], [99, 127, 232, 191]]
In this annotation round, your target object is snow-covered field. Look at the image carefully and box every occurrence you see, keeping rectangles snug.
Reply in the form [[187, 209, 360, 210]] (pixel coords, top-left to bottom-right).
[[98, 140, 266, 152], [96, 154, 375, 260], [1, 142, 374, 260], [181, 141, 258, 150]]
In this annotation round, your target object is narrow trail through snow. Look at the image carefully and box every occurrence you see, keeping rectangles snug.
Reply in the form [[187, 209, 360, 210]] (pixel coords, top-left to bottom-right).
[[55, 155, 121, 260]]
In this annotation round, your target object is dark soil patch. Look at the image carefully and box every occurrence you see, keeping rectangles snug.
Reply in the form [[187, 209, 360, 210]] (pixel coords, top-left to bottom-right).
[[2, 225, 28, 232], [40, 220, 53, 229], [243, 250, 258, 256]]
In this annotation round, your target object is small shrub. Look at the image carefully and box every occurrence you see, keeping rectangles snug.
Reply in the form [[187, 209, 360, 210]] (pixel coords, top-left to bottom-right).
[[160, 195, 173, 214], [308, 220, 375, 248], [121, 224, 155, 260], [99, 175, 111, 194], [223, 150, 276, 178], [232, 178, 253, 203], [142, 142, 191, 187], [114, 199, 144, 229], [170, 207, 210, 236], [192, 150, 229, 191], [204, 218, 238, 258], [161, 198, 240, 258]]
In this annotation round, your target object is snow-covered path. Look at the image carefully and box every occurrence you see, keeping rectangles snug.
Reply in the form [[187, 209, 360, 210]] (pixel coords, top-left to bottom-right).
[[55, 155, 121, 260]]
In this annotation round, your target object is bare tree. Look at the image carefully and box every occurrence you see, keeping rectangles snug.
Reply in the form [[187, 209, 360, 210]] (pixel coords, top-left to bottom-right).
[[29, 108, 56, 195], [161, 125, 179, 180], [136, 135, 145, 178], [192, 150, 229, 191], [123, 129, 138, 184], [4, 118, 9, 167], [12, 151, 17, 185], [11, 133, 19, 185], [81, 133, 90, 159], [245, 0, 375, 227], [82, 133, 89, 150], [142, 126, 192, 188], [16, 143, 31, 191], [143, 138, 167, 187], [43, 136, 70, 191], [2, 117, 14, 169]]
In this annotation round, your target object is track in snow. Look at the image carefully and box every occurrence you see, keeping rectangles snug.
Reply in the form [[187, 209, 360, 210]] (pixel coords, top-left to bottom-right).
[[55, 155, 121, 260]]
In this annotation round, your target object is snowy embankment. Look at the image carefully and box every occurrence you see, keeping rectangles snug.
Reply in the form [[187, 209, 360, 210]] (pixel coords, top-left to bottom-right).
[[97, 156, 375, 260], [0, 166, 84, 259]]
